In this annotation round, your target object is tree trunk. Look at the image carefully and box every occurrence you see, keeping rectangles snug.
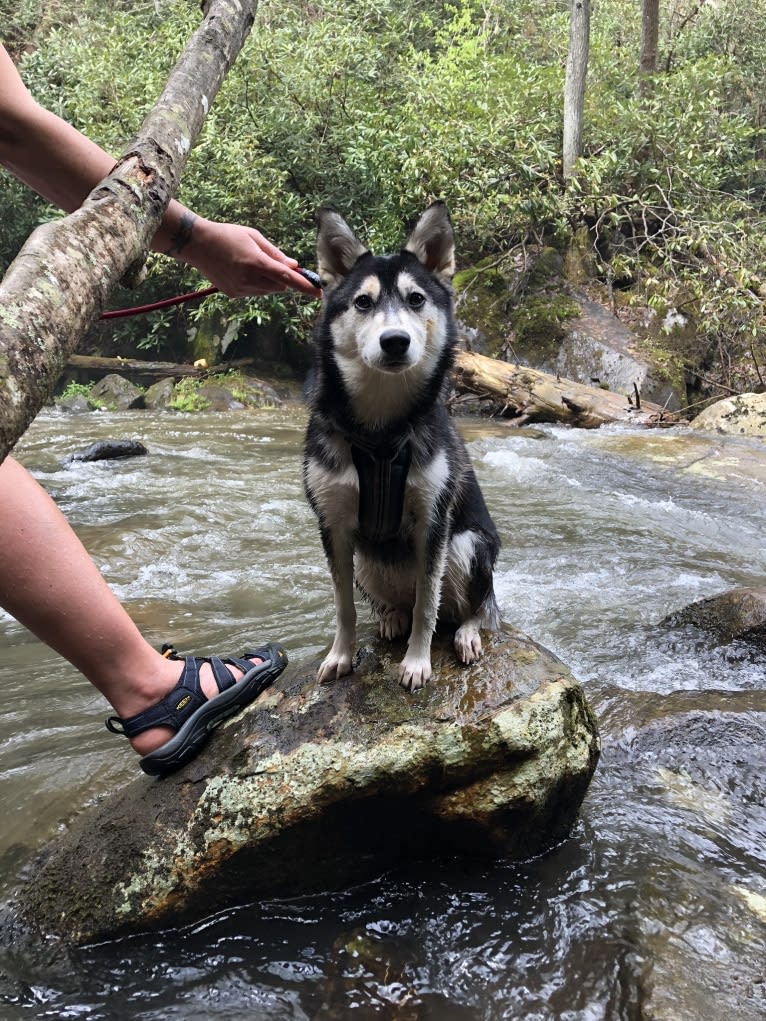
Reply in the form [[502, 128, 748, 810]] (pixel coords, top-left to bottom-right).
[[639, 0, 660, 94], [0, 0, 258, 463], [562, 0, 591, 180], [452, 350, 680, 428]]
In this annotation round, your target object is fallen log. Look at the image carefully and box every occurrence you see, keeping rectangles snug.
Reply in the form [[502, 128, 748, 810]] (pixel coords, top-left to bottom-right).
[[452, 350, 681, 428], [65, 354, 202, 381], [63, 354, 257, 384]]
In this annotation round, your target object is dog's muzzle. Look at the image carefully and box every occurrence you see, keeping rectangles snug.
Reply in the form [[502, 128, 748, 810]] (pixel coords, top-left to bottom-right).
[[379, 329, 410, 367]]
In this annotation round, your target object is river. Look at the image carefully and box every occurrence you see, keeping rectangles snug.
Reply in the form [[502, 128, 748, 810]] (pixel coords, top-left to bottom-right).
[[1, 408, 764, 1020]]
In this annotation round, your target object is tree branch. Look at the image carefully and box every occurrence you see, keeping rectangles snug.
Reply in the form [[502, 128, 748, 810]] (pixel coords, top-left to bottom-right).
[[0, 0, 259, 462]]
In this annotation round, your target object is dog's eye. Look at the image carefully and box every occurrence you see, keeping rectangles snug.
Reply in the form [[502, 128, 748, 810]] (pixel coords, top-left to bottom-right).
[[354, 294, 374, 311], [408, 292, 426, 309]]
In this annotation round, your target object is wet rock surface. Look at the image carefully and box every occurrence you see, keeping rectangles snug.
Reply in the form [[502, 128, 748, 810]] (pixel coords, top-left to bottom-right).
[[661, 587, 766, 650], [65, 439, 148, 464], [593, 685, 766, 1021], [15, 624, 599, 945], [557, 294, 677, 408]]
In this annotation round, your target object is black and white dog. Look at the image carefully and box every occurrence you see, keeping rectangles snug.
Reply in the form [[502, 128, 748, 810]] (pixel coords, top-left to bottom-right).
[[303, 202, 500, 690]]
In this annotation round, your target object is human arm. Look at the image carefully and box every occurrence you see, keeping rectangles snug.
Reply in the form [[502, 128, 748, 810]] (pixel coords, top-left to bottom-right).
[[0, 45, 320, 298]]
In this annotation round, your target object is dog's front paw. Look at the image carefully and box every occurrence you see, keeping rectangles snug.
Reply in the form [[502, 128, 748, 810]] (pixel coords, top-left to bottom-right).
[[379, 607, 411, 641], [317, 648, 353, 683], [454, 624, 483, 664], [398, 655, 432, 691]]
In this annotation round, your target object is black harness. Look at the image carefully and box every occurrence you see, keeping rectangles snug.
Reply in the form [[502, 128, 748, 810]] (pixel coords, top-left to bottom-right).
[[349, 433, 412, 543]]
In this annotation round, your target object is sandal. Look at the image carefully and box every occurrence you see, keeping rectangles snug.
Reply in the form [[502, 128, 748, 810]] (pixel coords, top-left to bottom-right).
[[106, 642, 288, 776]]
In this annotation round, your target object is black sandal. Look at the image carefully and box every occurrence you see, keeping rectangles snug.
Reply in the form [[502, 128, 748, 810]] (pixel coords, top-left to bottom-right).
[[106, 642, 287, 776]]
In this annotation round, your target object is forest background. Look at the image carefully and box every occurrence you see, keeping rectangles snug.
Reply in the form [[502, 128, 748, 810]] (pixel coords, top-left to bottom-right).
[[1, 0, 764, 407]]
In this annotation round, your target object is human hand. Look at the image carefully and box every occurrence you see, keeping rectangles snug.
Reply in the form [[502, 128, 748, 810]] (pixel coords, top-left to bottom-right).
[[178, 216, 322, 299]]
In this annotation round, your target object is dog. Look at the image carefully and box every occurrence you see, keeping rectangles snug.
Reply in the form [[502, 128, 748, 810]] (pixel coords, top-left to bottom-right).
[[303, 201, 500, 690]]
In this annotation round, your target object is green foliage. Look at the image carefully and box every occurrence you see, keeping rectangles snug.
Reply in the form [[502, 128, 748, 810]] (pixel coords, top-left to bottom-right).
[[167, 376, 211, 413], [565, 0, 766, 392], [2, 0, 765, 393], [57, 379, 106, 409], [59, 380, 93, 401], [59, 380, 91, 399]]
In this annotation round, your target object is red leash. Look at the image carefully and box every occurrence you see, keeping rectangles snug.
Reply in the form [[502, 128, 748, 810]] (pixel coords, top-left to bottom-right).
[[98, 270, 320, 321], [99, 286, 219, 320]]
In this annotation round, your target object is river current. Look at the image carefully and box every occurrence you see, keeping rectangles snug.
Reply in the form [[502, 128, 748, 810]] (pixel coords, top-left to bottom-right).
[[0, 407, 764, 1019]]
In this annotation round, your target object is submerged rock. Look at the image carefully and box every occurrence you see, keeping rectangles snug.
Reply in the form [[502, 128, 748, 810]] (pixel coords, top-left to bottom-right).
[[66, 439, 148, 464], [15, 624, 599, 945], [594, 685, 766, 1021]]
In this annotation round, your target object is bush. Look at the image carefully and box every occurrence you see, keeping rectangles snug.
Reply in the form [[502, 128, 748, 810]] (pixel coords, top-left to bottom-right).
[[3, 0, 765, 391]]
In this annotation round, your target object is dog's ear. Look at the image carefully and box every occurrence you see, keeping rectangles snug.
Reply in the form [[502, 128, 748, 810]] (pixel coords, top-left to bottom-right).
[[316, 209, 368, 291], [404, 201, 455, 283]]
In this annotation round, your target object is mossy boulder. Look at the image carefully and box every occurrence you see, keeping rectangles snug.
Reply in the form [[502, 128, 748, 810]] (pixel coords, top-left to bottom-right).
[[15, 623, 599, 945], [166, 372, 283, 412], [454, 248, 578, 361], [187, 308, 240, 366], [509, 291, 582, 365], [142, 376, 177, 410], [454, 258, 514, 356], [88, 373, 145, 410]]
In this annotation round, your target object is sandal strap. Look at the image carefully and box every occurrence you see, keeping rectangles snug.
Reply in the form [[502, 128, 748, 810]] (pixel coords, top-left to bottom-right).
[[105, 651, 249, 739]]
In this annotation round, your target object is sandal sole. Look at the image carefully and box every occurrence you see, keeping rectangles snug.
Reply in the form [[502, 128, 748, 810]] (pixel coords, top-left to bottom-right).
[[139, 642, 287, 777]]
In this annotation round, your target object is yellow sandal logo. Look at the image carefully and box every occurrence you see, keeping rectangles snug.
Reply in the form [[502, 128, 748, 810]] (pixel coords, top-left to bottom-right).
[[175, 695, 192, 712]]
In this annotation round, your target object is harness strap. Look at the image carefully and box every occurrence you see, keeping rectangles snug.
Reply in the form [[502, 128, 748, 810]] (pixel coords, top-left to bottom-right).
[[350, 438, 412, 543]]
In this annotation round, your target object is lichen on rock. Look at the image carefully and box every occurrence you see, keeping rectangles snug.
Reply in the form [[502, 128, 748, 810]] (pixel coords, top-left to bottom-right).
[[15, 623, 599, 944]]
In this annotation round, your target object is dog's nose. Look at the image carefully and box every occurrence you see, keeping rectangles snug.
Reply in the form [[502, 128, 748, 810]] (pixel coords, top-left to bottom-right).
[[379, 330, 410, 359]]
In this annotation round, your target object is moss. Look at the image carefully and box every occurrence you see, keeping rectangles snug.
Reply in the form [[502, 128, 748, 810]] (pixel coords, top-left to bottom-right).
[[564, 228, 599, 284], [166, 370, 278, 413], [58, 379, 108, 410], [527, 247, 564, 287], [509, 292, 581, 364], [635, 338, 688, 405], [168, 376, 211, 413], [453, 257, 512, 356]]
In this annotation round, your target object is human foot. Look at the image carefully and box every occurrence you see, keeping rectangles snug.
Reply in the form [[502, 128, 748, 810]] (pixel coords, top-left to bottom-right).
[[106, 643, 288, 775]]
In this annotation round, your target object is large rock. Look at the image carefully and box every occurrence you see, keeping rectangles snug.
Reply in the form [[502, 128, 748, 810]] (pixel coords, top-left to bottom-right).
[[690, 392, 766, 437], [89, 372, 145, 410], [142, 376, 177, 410], [14, 624, 598, 945], [555, 295, 678, 409]]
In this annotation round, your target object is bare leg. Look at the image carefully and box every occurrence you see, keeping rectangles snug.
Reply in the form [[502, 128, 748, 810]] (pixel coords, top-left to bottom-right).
[[0, 457, 258, 756]]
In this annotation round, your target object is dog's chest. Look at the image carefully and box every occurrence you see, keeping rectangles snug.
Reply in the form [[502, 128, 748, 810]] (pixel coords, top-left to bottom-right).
[[306, 437, 451, 538]]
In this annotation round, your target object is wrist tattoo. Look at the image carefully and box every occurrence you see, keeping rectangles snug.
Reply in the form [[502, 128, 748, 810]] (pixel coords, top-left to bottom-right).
[[166, 212, 198, 256]]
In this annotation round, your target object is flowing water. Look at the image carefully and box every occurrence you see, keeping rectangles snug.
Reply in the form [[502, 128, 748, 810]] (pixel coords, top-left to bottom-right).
[[1, 407, 765, 1020]]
